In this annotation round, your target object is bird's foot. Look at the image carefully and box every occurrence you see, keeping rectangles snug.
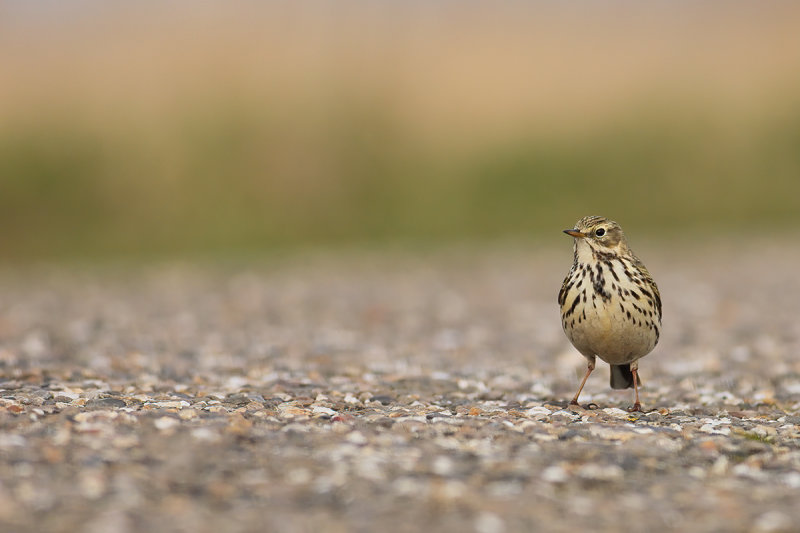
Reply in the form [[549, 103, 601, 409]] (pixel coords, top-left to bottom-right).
[[569, 400, 599, 410], [627, 402, 642, 412]]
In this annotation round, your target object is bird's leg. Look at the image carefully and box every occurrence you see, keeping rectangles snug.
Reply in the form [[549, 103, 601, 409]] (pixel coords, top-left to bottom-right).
[[628, 367, 642, 412], [570, 359, 595, 408]]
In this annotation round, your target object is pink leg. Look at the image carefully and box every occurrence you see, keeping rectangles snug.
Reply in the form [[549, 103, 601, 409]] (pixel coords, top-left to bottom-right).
[[628, 368, 642, 412], [570, 360, 595, 407]]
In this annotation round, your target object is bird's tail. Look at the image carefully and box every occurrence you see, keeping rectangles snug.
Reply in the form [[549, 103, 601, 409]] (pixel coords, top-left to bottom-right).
[[610, 364, 638, 389]]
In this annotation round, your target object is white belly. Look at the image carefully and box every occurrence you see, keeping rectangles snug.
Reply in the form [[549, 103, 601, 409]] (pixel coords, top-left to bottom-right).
[[564, 302, 657, 364]]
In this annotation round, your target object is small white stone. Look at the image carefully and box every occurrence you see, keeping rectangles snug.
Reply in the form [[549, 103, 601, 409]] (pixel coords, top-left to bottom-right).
[[355, 457, 386, 482], [432, 456, 455, 476], [699, 423, 730, 435], [286, 468, 312, 485], [153, 417, 179, 431], [281, 423, 312, 433], [781, 471, 800, 489], [393, 477, 424, 496], [78, 470, 106, 500], [224, 376, 250, 390], [489, 375, 518, 389], [525, 406, 551, 419], [551, 410, 579, 419], [0, 434, 27, 448], [158, 400, 190, 409], [753, 511, 792, 533], [781, 381, 800, 394], [191, 427, 220, 442], [529, 382, 553, 396], [576, 463, 624, 481], [688, 466, 706, 479], [710, 455, 729, 475], [433, 437, 461, 451], [312, 406, 336, 416], [345, 431, 367, 445], [541, 465, 569, 483], [486, 481, 522, 498], [732, 463, 765, 480], [602, 408, 629, 418], [474, 512, 506, 533], [343, 394, 360, 405], [752, 425, 777, 437]]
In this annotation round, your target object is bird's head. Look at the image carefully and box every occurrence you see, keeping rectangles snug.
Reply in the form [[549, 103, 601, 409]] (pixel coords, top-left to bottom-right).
[[563, 215, 628, 255]]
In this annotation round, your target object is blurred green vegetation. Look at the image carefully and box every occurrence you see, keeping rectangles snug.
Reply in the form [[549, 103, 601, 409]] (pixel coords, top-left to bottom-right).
[[2, 99, 800, 261], [3, 3, 800, 262]]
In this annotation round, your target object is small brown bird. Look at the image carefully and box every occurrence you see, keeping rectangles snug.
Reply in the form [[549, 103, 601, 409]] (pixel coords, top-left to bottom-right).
[[558, 216, 662, 411]]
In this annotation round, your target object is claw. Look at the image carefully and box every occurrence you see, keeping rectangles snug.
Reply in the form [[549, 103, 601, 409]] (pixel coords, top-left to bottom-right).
[[568, 401, 599, 410]]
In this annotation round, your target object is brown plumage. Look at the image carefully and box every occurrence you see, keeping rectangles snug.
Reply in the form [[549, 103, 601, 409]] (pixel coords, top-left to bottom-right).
[[558, 216, 662, 411]]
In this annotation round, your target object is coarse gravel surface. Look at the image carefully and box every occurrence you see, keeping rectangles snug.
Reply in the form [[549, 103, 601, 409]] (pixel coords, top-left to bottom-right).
[[1, 242, 800, 533]]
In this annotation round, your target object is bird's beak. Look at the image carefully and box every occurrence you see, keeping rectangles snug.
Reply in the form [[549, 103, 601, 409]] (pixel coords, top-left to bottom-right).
[[563, 229, 586, 238]]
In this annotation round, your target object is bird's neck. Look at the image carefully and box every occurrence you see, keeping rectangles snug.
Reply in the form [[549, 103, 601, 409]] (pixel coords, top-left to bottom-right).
[[573, 239, 596, 265]]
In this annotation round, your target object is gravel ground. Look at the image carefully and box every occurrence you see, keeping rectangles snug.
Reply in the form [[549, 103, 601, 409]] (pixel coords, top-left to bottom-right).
[[1, 242, 800, 533]]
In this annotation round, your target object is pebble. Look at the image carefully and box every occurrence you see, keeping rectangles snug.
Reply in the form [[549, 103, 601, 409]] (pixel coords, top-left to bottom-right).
[[576, 463, 625, 481], [753, 511, 792, 533], [541, 465, 569, 483], [153, 417, 180, 431], [312, 406, 337, 416], [475, 512, 506, 533], [525, 406, 551, 419]]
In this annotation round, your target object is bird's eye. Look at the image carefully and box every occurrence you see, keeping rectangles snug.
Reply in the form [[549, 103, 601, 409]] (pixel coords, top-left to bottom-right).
[[595, 228, 606, 237]]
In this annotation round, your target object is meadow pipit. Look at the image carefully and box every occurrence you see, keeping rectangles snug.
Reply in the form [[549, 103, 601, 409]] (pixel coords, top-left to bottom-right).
[[558, 216, 662, 411]]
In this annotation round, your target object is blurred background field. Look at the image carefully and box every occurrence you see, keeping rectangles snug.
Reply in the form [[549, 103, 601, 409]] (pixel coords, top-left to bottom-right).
[[1, 2, 800, 261]]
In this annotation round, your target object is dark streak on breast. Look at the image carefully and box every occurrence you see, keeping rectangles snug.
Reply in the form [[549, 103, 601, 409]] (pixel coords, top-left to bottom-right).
[[565, 294, 580, 317]]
